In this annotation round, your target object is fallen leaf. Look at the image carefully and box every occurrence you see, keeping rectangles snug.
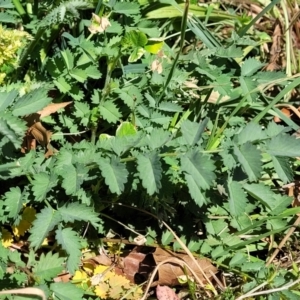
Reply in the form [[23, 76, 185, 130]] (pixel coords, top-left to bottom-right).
[[156, 285, 180, 300], [37, 101, 72, 118], [153, 248, 217, 286]]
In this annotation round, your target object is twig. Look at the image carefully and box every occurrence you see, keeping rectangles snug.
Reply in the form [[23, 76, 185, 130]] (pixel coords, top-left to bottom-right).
[[236, 278, 300, 300], [140, 257, 206, 300], [266, 215, 300, 266], [0, 288, 46, 300]]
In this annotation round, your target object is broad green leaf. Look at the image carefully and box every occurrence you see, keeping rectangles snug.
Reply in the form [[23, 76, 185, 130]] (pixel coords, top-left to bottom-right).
[[0, 0, 14, 9], [12, 88, 52, 116], [227, 180, 248, 217], [0, 113, 27, 148], [69, 68, 88, 83], [239, 76, 257, 103], [151, 111, 170, 125], [123, 30, 147, 47], [116, 122, 137, 137], [61, 49, 74, 70], [32, 172, 57, 202], [271, 156, 293, 183], [57, 164, 88, 195], [236, 122, 266, 144], [50, 282, 84, 300], [205, 219, 229, 236], [55, 227, 81, 274], [233, 142, 262, 181], [181, 150, 216, 190], [144, 40, 164, 54], [58, 203, 100, 227], [3, 187, 23, 219], [0, 12, 15, 23], [265, 122, 287, 137], [266, 134, 300, 157], [136, 152, 162, 195], [241, 58, 264, 77], [99, 100, 121, 124], [98, 156, 128, 195], [181, 118, 208, 146], [29, 207, 62, 250], [0, 90, 18, 111], [128, 47, 146, 63], [113, 2, 140, 16], [161, 230, 173, 246], [33, 252, 64, 283]]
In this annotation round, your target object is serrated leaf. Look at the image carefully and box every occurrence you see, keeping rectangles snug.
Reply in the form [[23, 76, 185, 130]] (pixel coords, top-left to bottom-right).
[[54, 77, 71, 93], [265, 122, 288, 137], [243, 183, 274, 210], [181, 150, 216, 190], [136, 152, 162, 195], [151, 111, 171, 125], [0, 90, 18, 111], [69, 68, 88, 83], [240, 76, 257, 103], [116, 122, 137, 137], [266, 134, 300, 157], [50, 282, 84, 300], [181, 118, 208, 146], [269, 195, 292, 215], [113, 2, 140, 16], [99, 100, 121, 123], [55, 227, 81, 274], [236, 122, 266, 144], [241, 58, 264, 77], [184, 173, 207, 206], [58, 203, 100, 227], [32, 172, 57, 201], [271, 156, 293, 183], [3, 187, 23, 219], [0, 113, 26, 148], [161, 230, 174, 246], [98, 156, 128, 195], [29, 207, 62, 250], [61, 49, 74, 70], [58, 164, 88, 195], [85, 65, 101, 79], [13, 88, 52, 116], [148, 128, 171, 150], [33, 252, 64, 283], [0, 12, 16, 23], [215, 45, 243, 58], [227, 180, 248, 217], [233, 142, 262, 181], [158, 101, 183, 112]]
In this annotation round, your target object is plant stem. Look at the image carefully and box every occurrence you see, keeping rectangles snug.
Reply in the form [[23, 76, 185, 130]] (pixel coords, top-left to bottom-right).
[[12, 0, 28, 22]]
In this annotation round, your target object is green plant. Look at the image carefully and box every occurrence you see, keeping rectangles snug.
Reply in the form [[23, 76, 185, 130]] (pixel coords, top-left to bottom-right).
[[1, 0, 300, 299]]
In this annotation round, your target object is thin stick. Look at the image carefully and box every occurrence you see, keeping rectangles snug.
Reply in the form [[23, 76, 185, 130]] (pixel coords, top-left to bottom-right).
[[0, 288, 46, 300], [266, 215, 300, 266], [236, 278, 300, 300]]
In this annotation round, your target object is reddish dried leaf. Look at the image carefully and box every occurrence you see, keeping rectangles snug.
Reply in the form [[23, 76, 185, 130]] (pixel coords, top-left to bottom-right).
[[156, 285, 180, 300], [153, 248, 217, 286], [37, 101, 72, 118]]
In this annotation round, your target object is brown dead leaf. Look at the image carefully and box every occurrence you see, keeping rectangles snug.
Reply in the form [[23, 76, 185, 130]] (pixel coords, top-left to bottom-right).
[[266, 19, 283, 71], [274, 107, 291, 123], [156, 285, 180, 300], [37, 101, 72, 119], [153, 248, 217, 286]]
